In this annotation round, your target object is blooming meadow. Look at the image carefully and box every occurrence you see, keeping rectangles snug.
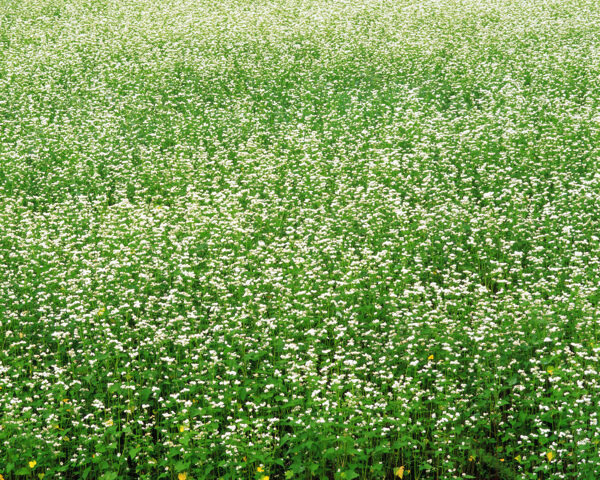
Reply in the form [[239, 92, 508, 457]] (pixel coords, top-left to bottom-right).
[[1, 0, 600, 479]]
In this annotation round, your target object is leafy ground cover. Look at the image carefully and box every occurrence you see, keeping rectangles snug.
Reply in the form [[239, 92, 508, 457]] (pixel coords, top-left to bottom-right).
[[1, 0, 600, 479]]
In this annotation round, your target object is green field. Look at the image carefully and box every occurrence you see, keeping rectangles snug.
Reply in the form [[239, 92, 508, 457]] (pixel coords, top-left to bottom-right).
[[1, 0, 600, 479]]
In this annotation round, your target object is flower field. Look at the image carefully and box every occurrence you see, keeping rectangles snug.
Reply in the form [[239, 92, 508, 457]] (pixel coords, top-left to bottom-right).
[[1, 0, 600, 478]]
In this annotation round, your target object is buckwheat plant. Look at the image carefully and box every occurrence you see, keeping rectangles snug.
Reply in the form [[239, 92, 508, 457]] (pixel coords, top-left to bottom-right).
[[1, 0, 600, 479]]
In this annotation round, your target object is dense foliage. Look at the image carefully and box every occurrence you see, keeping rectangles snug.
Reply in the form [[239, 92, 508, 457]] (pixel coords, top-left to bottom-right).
[[1, 0, 600, 479]]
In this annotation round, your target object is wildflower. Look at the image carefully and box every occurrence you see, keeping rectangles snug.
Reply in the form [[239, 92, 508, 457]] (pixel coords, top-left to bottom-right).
[[260, 477, 269, 480], [427, 354, 434, 361], [468, 455, 475, 462], [1, 474, 5, 480], [394, 466, 405, 478], [178, 474, 187, 480], [104, 419, 114, 427], [257, 466, 264, 473], [547, 451, 554, 461], [179, 425, 186, 433], [515, 455, 522, 463], [29, 461, 37, 469]]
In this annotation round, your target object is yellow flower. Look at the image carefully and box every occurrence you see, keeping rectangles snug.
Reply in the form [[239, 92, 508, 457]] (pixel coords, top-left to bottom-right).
[[179, 425, 186, 433], [547, 451, 554, 462], [515, 455, 522, 463], [468, 455, 475, 462], [260, 476, 269, 480], [29, 460, 37, 469], [257, 466, 264, 473], [0, 474, 5, 480], [393, 466, 405, 478], [547, 366, 555, 375], [427, 354, 434, 361], [97, 307, 106, 316], [178, 473, 187, 480], [104, 419, 114, 427]]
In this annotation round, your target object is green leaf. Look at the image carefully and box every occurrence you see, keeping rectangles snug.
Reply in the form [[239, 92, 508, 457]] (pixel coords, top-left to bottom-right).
[[100, 472, 118, 480], [175, 461, 190, 472]]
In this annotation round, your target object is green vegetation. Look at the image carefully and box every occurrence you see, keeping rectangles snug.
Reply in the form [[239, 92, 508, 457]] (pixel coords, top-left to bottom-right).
[[1, 0, 600, 478]]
